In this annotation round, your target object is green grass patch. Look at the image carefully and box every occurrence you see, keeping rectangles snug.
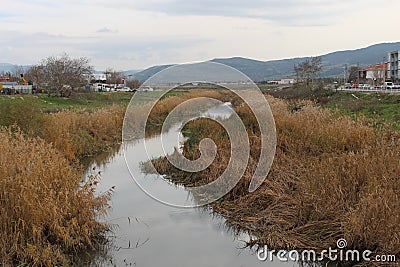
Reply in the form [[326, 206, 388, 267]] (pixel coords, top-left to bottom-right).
[[268, 86, 400, 128], [37, 92, 134, 110], [0, 92, 134, 112]]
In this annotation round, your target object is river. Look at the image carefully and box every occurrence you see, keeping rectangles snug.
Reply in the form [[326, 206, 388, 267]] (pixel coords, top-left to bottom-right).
[[82, 103, 303, 267]]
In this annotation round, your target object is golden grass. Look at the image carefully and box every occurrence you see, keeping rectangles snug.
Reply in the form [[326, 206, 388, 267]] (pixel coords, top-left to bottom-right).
[[3, 89, 398, 264], [40, 105, 125, 160], [124, 89, 229, 138], [0, 101, 125, 265], [0, 89, 227, 265], [152, 94, 400, 263], [0, 128, 111, 266]]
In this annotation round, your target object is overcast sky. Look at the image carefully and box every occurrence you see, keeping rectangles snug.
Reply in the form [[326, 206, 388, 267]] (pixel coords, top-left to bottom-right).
[[1, 0, 399, 70]]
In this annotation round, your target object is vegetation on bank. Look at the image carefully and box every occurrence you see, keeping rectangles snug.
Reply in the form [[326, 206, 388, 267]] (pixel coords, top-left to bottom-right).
[[0, 95, 126, 159], [0, 92, 133, 111], [0, 93, 126, 266], [266, 85, 400, 129], [150, 90, 399, 265], [0, 89, 224, 265], [1, 87, 399, 265], [0, 128, 111, 265]]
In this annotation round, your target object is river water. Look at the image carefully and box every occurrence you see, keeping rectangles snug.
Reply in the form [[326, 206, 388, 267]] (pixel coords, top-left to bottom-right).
[[83, 103, 302, 267]]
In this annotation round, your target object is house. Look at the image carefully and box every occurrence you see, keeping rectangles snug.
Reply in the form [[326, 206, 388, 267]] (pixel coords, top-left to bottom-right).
[[0, 82, 33, 94], [388, 51, 399, 83], [266, 80, 279, 85], [278, 78, 295, 85], [359, 63, 387, 85], [266, 78, 295, 85], [90, 73, 107, 83]]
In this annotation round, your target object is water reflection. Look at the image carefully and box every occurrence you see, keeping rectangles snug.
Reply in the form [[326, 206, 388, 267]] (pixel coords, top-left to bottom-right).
[[82, 143, 122, 170]]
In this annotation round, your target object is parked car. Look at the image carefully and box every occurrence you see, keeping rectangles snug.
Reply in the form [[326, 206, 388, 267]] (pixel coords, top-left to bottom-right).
[[344, 83, 352, 89], [384, 82, 394, 89], [361, 84, 373, 89]]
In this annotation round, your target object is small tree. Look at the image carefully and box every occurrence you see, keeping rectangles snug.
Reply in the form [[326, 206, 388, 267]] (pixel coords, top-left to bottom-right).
[[39, 53, 93, 96], [126, 79, 141, 89], [347, 66, 359, 83], [371, 65, 385, 87], [12, 66, 26, 83], [25, 65, 45, 87], [104, 68, 124, 85], [294, 57, 322, 86]]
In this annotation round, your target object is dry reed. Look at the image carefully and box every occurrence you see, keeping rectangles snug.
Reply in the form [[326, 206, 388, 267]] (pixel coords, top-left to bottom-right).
[[153, 93, 400, 264], [0, 100, 125, 265], [0, 128, 111, 266]]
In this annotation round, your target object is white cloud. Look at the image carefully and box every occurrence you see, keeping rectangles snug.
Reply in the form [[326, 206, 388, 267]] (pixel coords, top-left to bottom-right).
[[0, 29, 212, 69], [1, 0, 400, 70], [97, 27, 118, 33]]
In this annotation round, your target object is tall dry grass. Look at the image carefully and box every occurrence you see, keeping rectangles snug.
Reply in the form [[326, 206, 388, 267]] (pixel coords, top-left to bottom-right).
[[40, 105, 125, 160], [0, 96, 126, 160], [0, 128, 111, 266], [0, 89, 228, 265], [153, 94, 400, 263], [0, 99, 125, 265], [124, 89, 229, 138]]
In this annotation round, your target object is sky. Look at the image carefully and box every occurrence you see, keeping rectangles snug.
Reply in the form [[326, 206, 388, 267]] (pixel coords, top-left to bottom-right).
[[1, 0, 400, 70]]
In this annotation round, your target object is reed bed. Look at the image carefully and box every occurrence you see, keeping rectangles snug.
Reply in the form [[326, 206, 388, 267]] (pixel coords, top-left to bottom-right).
[[0, 128, 111, 266], [152, 94, 400, 264], [0, 97, 125, 265], [124, 89, 229, 138], [40, 105, 125, 160], [0, 89, 227, 265]]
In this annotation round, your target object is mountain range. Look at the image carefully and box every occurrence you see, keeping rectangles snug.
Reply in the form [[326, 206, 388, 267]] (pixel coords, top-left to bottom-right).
[[132, 42, 400, 82], [0, 63, 31, 73], [1, 42, 399, 82]]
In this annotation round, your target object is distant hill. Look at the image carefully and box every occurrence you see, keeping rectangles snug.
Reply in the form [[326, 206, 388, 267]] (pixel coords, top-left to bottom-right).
[[0, 63, 31, 73], [2, 42, 399, 82], [133, 42, 400, 82], [131, 64, 174, 82], [124, 69, 143, 77]]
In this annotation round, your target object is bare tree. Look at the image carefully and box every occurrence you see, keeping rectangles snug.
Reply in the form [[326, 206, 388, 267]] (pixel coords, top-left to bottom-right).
[[294, 57, 322, 86], [12, 66, 26, 83], [40, 53, 93, 96], [104, 68, 124, 85], [371, 65, 386, 87], [126, 79, 141, 89], [347, 66, 359, 83], [25, 65, 45, 87]]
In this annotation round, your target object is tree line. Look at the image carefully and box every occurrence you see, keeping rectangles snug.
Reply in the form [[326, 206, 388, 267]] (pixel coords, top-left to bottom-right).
[[1, 53, 141, 96]]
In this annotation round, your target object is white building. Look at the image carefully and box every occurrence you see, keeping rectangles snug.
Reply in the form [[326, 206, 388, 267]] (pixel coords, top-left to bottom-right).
[[278, 78, 295, 85], [92, 73, 107, 82], [359, 63, 387, 83], [267, 78, 296, 85], [388, 51, 399, 83], [0, 82, 33, 94]]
